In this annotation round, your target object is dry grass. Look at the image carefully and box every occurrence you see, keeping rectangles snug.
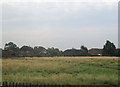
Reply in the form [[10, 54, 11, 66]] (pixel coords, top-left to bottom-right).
[[24, 56, 119, 59], [2, 57, 119, 85]]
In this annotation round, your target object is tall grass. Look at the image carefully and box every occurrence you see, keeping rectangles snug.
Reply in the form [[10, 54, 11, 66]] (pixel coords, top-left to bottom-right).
[[2, 57, 119, 85]]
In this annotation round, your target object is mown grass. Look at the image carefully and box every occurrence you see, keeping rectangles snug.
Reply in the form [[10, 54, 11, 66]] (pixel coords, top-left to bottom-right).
[[2, 57, 119, 85]]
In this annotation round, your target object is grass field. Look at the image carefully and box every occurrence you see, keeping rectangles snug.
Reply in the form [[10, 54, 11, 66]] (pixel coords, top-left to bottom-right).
[[2, 57, 119, 85]]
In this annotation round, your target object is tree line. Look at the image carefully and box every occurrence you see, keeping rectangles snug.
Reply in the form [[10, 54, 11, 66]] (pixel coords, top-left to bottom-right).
[[1, 40, 120, 57]]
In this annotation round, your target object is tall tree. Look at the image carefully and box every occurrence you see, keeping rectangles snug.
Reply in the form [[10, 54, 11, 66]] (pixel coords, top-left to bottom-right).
[[103, 40, 116, 56], [20, 46, 33, 52], [80, 45, 88, 56], [47, 47, 61, 57], [4, 42, 19, 51], [19, 46, 34, 57], [81, 45, 88, 52], [3, 42, 19, 57], [34, 46, 47, 57]]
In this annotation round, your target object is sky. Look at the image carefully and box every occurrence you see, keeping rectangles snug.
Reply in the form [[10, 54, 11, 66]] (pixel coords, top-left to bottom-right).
[[0, 0, 119, 51]]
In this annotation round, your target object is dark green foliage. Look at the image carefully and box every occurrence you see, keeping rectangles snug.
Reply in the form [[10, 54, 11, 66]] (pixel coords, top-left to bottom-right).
[[20, 46, 33, 51], [116, 48, 120, 56], [4, 42, 19, 51], [81, 45, 88, 53], [3, 42, 19, 57], [80, 45, 89, 56], [19, 46, 34, 57], [2, 40, 119, 57], [34, 46, 48, 57], [103, 40, 116, 56], [47, 47, 61, 57]]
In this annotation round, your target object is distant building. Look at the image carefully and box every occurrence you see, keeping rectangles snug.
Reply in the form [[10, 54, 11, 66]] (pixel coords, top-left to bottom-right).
[[63, 49, 87, 56], [88, 48, 103, 56]]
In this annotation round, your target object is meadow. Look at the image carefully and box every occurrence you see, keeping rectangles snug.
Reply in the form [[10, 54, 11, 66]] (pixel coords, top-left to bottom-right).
[[2, 57, 119, 85]]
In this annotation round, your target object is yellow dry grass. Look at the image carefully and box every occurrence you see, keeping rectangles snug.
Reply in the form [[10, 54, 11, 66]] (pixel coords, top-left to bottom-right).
[[24, 56, 119, 60], [2, 56, 119, 85]]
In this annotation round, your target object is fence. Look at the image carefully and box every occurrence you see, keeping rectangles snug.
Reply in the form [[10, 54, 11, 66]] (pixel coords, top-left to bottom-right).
[[2, 82, 63, 87], [1, 82, 119, 87], [2, 82, 79, 87]]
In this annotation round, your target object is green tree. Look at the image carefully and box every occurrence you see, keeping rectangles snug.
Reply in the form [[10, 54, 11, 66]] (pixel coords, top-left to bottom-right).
[[20, 46, 33, 52], [80, 45, 88, 56], [4, 42, 19, 51], [81, 45, 88, 52], [103, 40, 116, 56], [34, 46, 47, 57], [47, 47, 61, 57], [116, 48, 120, 56], [20, 46, 34, 57]]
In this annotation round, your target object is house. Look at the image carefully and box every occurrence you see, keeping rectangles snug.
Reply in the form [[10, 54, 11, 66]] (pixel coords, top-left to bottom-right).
[[63, 48, 87, 56], [88, 48, 103, 56]]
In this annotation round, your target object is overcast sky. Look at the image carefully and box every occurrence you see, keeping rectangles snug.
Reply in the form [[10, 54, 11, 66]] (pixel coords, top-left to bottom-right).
[[1, 0, 118, 50]]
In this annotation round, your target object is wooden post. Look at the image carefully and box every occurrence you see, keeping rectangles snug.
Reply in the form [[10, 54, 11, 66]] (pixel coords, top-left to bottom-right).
[[19, 83, 21, 87], [9, 82, 11, 87], [30, 83, 31, 87], [5, 82, 7, 87], [2, 82, 4, 86], [13, 82, 14, 87], [23, 83, 24, 87]]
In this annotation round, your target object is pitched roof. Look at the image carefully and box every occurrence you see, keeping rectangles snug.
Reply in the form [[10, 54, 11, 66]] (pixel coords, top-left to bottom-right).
[[88, 48, 103, 55]]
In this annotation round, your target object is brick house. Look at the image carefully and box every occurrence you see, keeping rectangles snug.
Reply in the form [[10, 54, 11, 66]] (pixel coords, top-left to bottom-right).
[[88, 48, 103, 56]]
